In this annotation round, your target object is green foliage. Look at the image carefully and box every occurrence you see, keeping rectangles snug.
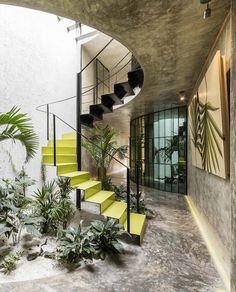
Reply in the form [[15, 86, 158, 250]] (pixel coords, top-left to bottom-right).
[[33, 179, 75, 233], [55, 219, 125, 267], [55, 223, 95, 267], [82, 125, 128, 180], [0, 251, 22, 274], [89, 219, 125, 259], [0, 107, 38, 162], [0, 172, 41, 244], [102, 178, 155, 219]]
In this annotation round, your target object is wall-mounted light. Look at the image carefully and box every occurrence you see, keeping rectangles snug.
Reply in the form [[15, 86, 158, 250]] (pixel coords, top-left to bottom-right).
[[179, 91, 186, 101], [200, 0, 212, 19]]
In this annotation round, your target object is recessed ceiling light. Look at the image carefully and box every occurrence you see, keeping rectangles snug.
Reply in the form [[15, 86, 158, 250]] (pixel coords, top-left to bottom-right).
[[179, 91, 186, 101]]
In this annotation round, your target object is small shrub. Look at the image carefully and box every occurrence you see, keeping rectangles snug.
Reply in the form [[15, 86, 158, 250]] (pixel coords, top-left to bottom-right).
[[55, 223, 95, 267], [0, 251, 22, 274], [89, 219, 125, 260]]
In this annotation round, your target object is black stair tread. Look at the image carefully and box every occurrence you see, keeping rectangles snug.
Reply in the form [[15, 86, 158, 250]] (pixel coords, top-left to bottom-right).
[[91, 103, 113, 114], [114, 82, 135, 99], [128, 68, 144, 89], [89, 105, 104, 120], [80, 114, 94, 128], [101, 93, 124, 106]]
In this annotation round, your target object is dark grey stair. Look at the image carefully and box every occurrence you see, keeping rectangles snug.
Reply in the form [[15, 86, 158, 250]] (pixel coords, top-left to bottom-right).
[[80, 114, 94, 128], [114, 81, 135, 98], [128, 69, 144, 89], [89, 104, 104, 120], [101, 93, 124, 106], [92, 103, 113, 114]]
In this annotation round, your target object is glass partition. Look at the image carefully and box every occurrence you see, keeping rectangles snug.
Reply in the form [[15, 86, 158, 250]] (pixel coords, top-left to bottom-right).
[[130, 106, 187, 194]]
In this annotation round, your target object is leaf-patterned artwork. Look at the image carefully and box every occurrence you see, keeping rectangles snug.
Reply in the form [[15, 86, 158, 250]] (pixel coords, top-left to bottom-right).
[[189, 51, 229, 179]]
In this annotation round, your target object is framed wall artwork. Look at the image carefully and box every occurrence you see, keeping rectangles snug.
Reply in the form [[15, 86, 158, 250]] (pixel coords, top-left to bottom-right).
[[189, 50, 229, 179]]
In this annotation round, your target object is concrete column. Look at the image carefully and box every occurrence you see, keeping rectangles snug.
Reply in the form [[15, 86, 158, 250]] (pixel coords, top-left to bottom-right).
[[231, 0, 236, 291]]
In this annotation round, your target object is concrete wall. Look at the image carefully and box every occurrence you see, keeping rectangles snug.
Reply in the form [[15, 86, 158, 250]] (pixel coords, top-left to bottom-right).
[[0, 5, 79, 184], [231, 0, 236, 290], [187, 16, 231, 256]]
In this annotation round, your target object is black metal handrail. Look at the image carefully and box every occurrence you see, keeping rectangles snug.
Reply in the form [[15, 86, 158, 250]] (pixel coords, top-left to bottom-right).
[[36, 56, 132, 112]]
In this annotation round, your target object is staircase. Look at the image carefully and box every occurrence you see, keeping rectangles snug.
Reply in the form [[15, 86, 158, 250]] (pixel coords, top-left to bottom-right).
[[42, 132, 146, 245], [80, 68, 144, 127]]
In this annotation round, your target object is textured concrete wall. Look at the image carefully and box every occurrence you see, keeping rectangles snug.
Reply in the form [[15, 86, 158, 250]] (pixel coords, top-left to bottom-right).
[[188, 17, 231, 253], [0, 5, 78, 183], [231, 0, 236, 290]]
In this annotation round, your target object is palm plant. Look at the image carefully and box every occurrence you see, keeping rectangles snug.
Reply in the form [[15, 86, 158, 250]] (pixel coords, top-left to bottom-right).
[[0, 107, 38, 162], [33, 180, 75, 233], [82, 125, 128, 181]]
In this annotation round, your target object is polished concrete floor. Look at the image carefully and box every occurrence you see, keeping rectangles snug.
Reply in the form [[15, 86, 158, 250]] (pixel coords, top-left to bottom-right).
[[0, 180, 224, 292]]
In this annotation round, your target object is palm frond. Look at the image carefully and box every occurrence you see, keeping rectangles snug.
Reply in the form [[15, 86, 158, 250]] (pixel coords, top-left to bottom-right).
[[0, 107, 38, 162]]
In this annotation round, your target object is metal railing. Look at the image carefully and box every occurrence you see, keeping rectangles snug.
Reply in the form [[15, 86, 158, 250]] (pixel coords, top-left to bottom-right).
[[36, 39, 141, 233]]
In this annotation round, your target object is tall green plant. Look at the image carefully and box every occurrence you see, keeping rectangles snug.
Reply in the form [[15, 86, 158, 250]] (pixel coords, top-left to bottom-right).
[[82, 125, 128, 180], [0, 107, 38, 162], [33, 179, 75, 233]]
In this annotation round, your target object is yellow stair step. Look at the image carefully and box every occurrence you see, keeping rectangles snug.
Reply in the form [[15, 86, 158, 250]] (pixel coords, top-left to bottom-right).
[[86, 191, 115, 204], [124, 213, 146, 244], [43, 154, 77, 164], [86, 190, 116, 212], [102, 201, 127, 224], [62, 132, 76, 140], [74, 180, 102, 200], [48, 139, 76, 147], [57, 163, 78, 175], [74, 180, 101, 190], [60, 171, 90, 187], [42, 146, 76, 155], [61, 171, 89, 178]]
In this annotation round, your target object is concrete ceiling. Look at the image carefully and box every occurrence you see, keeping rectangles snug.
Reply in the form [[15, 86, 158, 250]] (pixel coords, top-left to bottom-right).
[[0, 0, 231, 134]]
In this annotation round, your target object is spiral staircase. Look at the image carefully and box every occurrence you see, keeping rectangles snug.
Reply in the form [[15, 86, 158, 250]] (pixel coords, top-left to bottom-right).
[[40, 41, 146, 245]]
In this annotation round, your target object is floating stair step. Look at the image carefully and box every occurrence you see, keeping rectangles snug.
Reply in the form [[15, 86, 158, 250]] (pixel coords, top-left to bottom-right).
[[101, 95, 115, 109], [74, 180, 102, 199], [57, 163, 78, 175], [85, 191, 115, 213], [60, 171, 90, 186], [90, 104, 104, 120], [101, 93, 123, 106], [124, 213, 146, 244], [114, 82, 135, 98], [62, 132, 76, 140], [102, 201, 127, 224], [48, 139, 76, 147], [92, 103, 113, 114], [43, 154, 77, 164], [80, 114, 94, 128], [42, 146, 76, 155], [128, 69, 144, 89]]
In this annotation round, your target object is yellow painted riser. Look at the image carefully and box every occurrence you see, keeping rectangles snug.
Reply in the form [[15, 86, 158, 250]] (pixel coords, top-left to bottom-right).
[[42, 146, 76, 155]]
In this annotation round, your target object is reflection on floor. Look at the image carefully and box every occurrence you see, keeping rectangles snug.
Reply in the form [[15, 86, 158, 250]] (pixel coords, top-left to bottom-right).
[[1, 178, 225, 292]]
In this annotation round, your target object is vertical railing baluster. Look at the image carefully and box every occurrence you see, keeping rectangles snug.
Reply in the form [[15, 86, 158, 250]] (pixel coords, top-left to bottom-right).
[[53, 114, 56, 166], [47, 104, 49, 141], [127, 168, 130, 233], [76, 72, 82, 209], [136, 161, 140, 213]]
